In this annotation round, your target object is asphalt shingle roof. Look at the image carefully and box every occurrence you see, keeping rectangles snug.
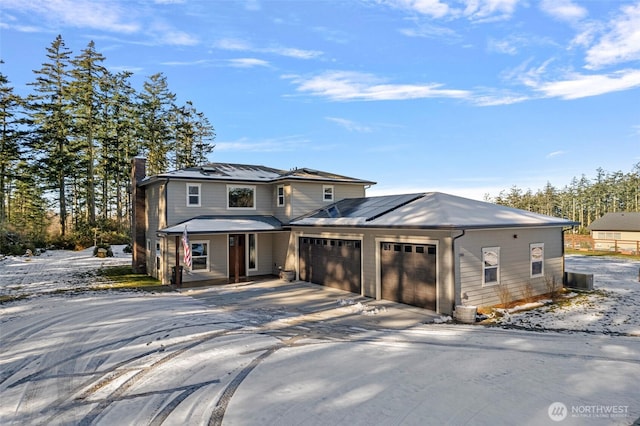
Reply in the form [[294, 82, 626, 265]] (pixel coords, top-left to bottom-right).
[[587, 212, 640, 232]]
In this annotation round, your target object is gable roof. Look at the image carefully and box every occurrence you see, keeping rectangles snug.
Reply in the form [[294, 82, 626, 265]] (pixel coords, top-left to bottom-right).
[[139, 163, 375, 186], [291, 192, 578, 230], [588, 212, 640, 232]]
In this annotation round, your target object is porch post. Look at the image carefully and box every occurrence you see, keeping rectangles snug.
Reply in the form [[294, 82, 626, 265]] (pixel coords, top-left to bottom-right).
[[234, 237, 240, 283]]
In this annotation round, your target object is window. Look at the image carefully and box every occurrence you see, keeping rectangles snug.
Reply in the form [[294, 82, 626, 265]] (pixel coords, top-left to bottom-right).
[[248, 234, 257, 270], [191, 241, 209, 271], [227, 185, 255, 209], [323, 185, 334, 202], [530, 243, 544, 278], [277, 185, 285, 207], [482, 247, 500, 286], [187, 183, 201, 206]]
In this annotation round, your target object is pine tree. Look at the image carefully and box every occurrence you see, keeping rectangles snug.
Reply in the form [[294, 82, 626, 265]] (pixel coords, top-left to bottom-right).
[[69, 40, 107, 226], [28, 35, 74, 236], [0, 65, 27, 224], [172, 100, 215, 169], [138, 73, 176, 175]]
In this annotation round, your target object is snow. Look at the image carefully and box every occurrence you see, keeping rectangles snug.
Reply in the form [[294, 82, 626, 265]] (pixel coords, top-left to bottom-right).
[[1, 250, 639, 425], [492, 255, 640, 336]]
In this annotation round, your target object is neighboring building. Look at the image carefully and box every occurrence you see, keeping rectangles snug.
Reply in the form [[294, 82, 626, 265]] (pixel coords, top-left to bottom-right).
[[132, 159, 577, 315], [588, 212, 640, 254]]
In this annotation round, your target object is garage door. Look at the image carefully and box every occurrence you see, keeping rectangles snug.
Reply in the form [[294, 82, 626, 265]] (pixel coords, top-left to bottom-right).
[[380, 242, 436, 310], [299, 237, 361, 294]]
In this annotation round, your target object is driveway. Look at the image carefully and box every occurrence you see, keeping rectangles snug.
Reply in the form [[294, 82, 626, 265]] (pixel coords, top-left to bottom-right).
[[2, 274, 639, 425]]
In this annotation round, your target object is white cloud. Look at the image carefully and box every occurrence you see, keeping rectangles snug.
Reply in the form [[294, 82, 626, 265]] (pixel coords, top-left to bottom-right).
[[214, 38, 322, 60], [287, 71, 470, 101], [382, 0, 451, 19], [536, 69, 640, 100], [157, 29, 199, 46], [584, 2, 640, 69], [546, 150, 566, 159], [539, 0, 587, 22], [383, 0, 519, 21], [264, 46, 322, 60], [461, 0, 519, 22], [216, 136, 309, 152], [325, 117, 372, 133], [228, 58, 270, 68], [1, 0, 140, 33]]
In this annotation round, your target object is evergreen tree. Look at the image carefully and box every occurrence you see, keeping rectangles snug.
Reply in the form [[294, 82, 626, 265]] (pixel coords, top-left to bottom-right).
[[28, 35, 74, 236], [0, 65, 27, 224], [138, 73, 176, 175], [69, 40, 107, 226], [172, 100, 215, 169]]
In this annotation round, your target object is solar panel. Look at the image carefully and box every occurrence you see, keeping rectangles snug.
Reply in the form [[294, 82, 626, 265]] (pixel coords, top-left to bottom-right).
[[313, 193, 424, 221]]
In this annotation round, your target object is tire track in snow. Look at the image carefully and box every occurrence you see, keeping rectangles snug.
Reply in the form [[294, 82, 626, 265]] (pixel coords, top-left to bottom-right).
[[61, 328, 239, 426], [208, 335, 306, 426]]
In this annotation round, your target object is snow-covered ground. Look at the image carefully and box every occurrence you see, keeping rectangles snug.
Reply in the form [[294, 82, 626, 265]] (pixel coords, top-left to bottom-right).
[[492, 255, 640, 336], [0, 245, 131, 298], [1, 249, 639, 425]]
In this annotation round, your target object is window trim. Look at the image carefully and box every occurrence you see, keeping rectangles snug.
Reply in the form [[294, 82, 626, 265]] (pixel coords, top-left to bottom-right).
[[276, 185, 285, 207], [323, 185, 334, 202], [186, 183, 201, 207], [482, 246, 500, 286], [227, 184, 256, 210], [248, 233, 257, 271], [530, 243, 544, 278], [190, 240, 209, 272]]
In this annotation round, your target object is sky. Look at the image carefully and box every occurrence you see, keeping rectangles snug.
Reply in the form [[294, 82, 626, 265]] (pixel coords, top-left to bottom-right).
[[1, 0, 639, 200]]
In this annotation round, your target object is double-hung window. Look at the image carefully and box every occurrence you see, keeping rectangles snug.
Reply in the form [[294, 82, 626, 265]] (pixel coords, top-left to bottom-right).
[[530, 243, 544, 278], [187, 183, 201, 207], [277, 185, 285, 207], [323, 185, 334, 202], [482, 247, 500, 286]]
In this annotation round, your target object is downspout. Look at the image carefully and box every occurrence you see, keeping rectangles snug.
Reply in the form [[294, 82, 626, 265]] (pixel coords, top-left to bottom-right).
[[451, 229, 466, 313]]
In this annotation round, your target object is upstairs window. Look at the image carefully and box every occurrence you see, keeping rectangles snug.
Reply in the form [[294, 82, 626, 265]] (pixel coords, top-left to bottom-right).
[[530, 243, 544, 278], [323, 185, 334, 202], [277, 185, 285, 207], [482, 247, 500, 286], [187, 183, 201, 206], [228, 185, 255, 209]]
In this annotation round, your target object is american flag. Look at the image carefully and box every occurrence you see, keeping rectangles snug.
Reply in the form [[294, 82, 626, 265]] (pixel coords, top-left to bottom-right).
[[182, 226, 192, 271]]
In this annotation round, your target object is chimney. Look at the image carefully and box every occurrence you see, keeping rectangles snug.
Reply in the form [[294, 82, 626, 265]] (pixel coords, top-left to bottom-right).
[[131, 158, 147, 273]]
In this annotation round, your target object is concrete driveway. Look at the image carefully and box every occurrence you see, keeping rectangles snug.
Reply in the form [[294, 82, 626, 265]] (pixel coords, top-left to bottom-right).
[[183, 278, 442, 334], [2, 276, 639, 425]]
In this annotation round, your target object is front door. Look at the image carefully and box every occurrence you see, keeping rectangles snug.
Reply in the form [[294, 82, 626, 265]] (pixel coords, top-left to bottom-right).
[[229, 234, 246, 283]]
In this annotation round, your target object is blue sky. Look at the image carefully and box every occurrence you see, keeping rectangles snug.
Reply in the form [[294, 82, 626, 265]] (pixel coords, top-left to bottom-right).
[[1, 0, 639, 200]]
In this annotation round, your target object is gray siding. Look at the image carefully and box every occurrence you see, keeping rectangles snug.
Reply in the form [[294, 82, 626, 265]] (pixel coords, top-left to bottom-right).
[[290, 182, 366, 219], [165, 180, 275, 225], [457, 227, 564, 307]]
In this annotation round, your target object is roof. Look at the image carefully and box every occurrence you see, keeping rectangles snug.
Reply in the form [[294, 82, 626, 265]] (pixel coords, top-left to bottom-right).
[[139, 163, 375, 186], [158, 216, 283, 235], [290, 192, 579, 230], [588, 212, 640, 232]]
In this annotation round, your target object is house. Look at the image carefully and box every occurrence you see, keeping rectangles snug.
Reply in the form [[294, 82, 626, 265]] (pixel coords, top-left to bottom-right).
[[588, 212, 640, 254], [130, 158, 374, 285], [132, 159, 577, 315]]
